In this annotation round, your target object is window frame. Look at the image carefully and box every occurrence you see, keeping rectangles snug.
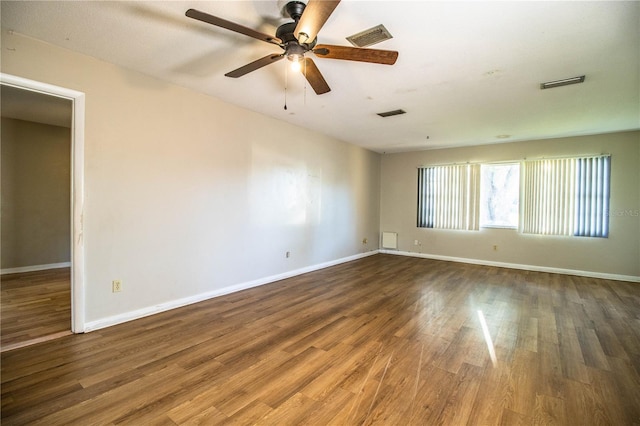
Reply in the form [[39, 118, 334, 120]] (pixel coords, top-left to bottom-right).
[[479, 162, 521, 230]]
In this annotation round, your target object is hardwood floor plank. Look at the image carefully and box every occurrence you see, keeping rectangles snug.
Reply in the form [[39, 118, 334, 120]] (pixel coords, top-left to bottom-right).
[[2, 255, 639, 425], [587, 367, 632, 425], [254, 392, 317, 425], [606, 356, 640, 423], [519, 316, 539, 353], [562, 378, 611, 425], [576, 327, 611, 371], [360, 348, 421, 424], [1, 268, 71, 349], [533, 394, 566, 425], [555, 311, 591, 384], [507, 348, 539, 416], [434, 362, 484, 425], [408, 365, 457, 423], [499, 408, 531, 425], [166, 385, 235, 424], [285, 386, 354, 425], [226, 399, 273, 425], [465, 363, 513, 425], [537, 340, 565, 399], [300, 341, 378, 401], [437, 325, 487, 373]]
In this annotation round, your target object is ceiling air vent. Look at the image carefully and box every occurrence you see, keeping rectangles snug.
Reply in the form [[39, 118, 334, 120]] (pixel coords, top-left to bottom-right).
[[347, 24, 393, 48], [377, 109, 406, 118], [540, 75, 585, 89]]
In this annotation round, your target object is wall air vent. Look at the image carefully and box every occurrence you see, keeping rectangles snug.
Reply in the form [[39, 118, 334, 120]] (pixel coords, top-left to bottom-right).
[[381, 232, 398, 249], [346, 24, 393, 48], [377, 109, 406, 118]]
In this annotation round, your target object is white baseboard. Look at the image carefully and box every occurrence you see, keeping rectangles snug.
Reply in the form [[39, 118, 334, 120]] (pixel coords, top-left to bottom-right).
[[83, 250, 380, 332], [75, 247, 640, 333], [1, 262, 71, 275], [380, 249, 640, 283]]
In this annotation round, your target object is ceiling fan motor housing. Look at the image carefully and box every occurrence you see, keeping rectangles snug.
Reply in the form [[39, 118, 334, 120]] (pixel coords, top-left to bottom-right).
[[276, 21, 317, 61], [276, 22, 300, 44]]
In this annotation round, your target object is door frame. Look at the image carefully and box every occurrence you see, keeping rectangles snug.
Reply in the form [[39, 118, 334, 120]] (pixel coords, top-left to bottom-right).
[[1, 73, 86, 333]]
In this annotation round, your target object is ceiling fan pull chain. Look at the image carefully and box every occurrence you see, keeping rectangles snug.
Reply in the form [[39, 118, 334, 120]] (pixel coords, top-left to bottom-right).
[[284, 60, 288, 110], [304, 57, 307, 106]]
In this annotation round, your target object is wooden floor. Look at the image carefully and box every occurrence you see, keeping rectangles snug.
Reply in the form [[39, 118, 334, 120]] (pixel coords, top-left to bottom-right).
[[1, 268, 71, 351], [2, 255, 639, 425]]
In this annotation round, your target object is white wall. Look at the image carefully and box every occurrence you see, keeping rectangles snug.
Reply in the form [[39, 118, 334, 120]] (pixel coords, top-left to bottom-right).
[[380, 131, 640, 279], [1, 31, 381, 326], [1, 118, 71, 269]]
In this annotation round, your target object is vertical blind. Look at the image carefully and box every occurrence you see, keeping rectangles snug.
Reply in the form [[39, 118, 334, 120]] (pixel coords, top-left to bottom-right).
[[575, 156, 610, 237], [417, 164, 480, 230], [521, 155, 610, 237]]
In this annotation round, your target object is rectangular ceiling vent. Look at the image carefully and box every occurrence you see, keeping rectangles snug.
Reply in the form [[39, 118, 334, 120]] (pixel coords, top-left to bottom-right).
[[346, 24, 393, 48], [540, 75, 585, 89], [377, 109, 406, 118]]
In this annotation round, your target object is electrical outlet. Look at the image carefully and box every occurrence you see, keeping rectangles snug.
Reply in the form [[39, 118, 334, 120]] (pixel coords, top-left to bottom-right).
[[286, 251, 290, 258], [112, 280, 122, 293], [493, 245, 498, 251], [362, 238, 368, 244], [414, 240, 420, 246]]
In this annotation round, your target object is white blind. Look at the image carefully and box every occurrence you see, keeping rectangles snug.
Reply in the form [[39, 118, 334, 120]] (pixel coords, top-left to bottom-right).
[[575, 156, 610, 237], [521, 155, 610, 237], [417, 164, 480, 230]]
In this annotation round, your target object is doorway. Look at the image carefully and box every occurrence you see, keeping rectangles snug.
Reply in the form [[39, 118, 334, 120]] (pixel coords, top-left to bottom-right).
[[0, 74, 85, 350]]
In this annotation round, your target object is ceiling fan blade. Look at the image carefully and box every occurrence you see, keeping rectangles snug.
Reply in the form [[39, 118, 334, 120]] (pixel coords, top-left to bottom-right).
[[313, 44, 398, 65], [301, 58, 331, 95], [186, 9, 282, 45], [225, 54, 284, 78], [294, 0, 341, 44]]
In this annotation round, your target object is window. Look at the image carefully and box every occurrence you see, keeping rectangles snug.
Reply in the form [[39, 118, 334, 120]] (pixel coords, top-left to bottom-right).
[[521, 155, 610, 237], [417, 155, 610, 238], [417, 164, 480, 230], [480, 163, 520, 228]]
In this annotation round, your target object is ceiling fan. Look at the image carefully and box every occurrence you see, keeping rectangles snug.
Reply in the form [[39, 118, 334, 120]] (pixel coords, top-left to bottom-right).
[[185, 0, 398, 95]]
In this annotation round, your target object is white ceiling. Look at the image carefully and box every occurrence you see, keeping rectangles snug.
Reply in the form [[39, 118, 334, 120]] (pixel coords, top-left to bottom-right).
[[1, 1, 638, 153]]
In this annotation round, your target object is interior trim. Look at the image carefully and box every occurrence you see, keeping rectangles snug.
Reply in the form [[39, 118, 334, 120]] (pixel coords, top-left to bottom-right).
[[1, 262, 72, 275], [1, 73, 87, 333], [380, 249, 640, 283], [84, 250, 380, 332]]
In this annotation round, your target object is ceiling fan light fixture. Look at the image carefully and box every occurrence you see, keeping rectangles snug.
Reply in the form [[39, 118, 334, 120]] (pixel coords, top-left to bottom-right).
[[288, 53, 304, 71], [285, 41, 306, 71], [540, 75, 585, 90]]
